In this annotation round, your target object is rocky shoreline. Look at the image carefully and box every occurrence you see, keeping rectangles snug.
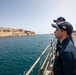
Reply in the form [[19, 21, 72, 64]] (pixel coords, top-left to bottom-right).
[[0, 27, 35, 37]]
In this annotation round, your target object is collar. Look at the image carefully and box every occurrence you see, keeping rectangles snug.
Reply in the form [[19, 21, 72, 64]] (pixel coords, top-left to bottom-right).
[[56, 37, 69, 51], [60, 37, 69, 46]]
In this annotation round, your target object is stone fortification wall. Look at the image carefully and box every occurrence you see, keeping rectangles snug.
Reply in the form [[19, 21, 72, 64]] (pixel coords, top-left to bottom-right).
[[0, 27, 35, 37], [72, 31, 76, 46]]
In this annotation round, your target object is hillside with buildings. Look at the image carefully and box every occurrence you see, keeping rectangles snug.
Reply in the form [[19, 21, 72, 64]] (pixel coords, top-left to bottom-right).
[[0, 27, 35, 37]]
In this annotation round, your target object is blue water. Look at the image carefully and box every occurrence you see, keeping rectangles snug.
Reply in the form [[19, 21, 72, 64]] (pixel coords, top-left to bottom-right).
[[0, 34, 54, 75]]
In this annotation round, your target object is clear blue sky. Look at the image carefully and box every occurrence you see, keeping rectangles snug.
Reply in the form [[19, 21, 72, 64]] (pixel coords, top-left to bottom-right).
[[0, 0, 76, 34]]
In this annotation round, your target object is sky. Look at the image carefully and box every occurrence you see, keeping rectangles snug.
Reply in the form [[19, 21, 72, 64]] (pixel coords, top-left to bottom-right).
[[0, 0, 76, 34]]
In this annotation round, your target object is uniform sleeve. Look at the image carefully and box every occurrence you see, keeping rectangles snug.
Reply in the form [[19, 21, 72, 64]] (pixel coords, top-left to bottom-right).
[[61, 52, 75, 75]]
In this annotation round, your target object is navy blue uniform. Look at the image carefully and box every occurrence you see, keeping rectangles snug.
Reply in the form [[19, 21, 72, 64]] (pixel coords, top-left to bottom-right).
[[56, 35, 74, 48], [53, 37, 76, 75]]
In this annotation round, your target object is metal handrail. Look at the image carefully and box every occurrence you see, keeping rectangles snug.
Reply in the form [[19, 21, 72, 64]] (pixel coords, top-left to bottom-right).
[[25, 38, 56, 75], [25, 42, 51, 75]]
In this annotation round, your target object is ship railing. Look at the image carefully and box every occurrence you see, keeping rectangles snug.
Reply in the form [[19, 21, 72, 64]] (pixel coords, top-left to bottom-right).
[[25, 37, 57, 75]]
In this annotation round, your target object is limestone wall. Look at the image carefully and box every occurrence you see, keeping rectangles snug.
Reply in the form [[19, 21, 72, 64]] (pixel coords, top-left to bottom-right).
[[72, 31, 76, 46], [0, 27, 35, 37]]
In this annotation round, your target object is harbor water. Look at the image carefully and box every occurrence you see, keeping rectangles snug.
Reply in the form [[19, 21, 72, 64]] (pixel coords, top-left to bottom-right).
[[0, 34, 54, 75]]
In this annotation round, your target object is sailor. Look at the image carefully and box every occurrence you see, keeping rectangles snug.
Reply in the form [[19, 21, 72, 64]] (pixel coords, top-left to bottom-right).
[[52, 22, 76, 75], [51, 17, 74, 48]]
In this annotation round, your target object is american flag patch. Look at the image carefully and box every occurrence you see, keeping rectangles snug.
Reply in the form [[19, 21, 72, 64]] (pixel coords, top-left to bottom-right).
[[62, 26, 67, 29]]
